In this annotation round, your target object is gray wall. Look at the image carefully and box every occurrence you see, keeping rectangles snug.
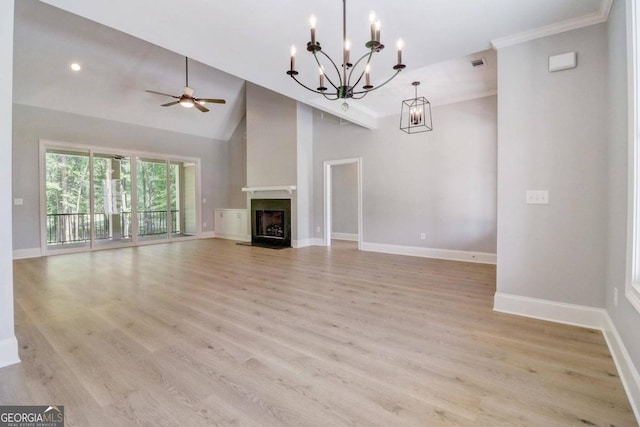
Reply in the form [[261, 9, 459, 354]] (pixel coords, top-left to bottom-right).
[[606, 0, 640, 380], [332, 162, 358, 235], [313, 96, 497, 253], [12, 104, 229, 250], [295, 103, 314, 242], [245, 83, 297, 187], [0, 0, 18, 367], [227, 114, 247, 208], [496, 23, 608, 308]]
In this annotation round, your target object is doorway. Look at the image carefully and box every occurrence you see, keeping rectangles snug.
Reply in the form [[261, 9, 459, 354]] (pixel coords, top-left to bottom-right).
[[323, 158, 362, 249]]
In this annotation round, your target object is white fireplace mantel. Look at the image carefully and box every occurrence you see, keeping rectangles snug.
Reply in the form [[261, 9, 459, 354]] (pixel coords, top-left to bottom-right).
[[242, 185, 297, 195]]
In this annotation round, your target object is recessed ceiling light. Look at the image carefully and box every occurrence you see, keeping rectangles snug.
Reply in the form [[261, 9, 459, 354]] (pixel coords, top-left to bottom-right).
[[70, 63, 82, 72]]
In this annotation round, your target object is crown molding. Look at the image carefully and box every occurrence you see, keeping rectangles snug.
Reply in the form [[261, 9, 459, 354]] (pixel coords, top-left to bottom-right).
[[491, 0, 613, 49]]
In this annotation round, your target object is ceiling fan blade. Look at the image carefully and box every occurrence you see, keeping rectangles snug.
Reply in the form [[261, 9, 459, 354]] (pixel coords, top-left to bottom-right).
[[146, 90, 179, 98], [194, 102, 209, 113], [161, 101, 181, 107], [197, 98, 226, 104]]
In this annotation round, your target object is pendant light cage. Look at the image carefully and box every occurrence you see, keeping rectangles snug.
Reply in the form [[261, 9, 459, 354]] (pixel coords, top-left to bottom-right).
[[400, 82, 433, 134]]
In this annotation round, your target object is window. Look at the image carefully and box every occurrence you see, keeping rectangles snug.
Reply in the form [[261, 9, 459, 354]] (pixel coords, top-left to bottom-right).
[[627, 0, 640, 313]]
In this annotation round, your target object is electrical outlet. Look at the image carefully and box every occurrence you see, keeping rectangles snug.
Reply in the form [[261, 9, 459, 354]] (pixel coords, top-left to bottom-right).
[[203, 222, 207, 228], [316, 226, 321, 233], [420, 233, 426, 240], [614, 287, 618, 307], [14, 198, 23, 206]]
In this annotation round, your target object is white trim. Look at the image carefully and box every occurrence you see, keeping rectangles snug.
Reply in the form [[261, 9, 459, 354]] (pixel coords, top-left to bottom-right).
[[493, 292, 605, 329], [323, 158, 363, 250], [491, 1, 613, 49], [199, 231, 216, 239], [361, 242, 497, 265], [0, 336, 20, 368], [311, 238, 325, 246], [331, 232, 358, 242], [626, 0, 640, 315], [293, 239, 313, 248], [242, 185, 296, 195], [13, 248, 42, 259], [603, 313, 640, 422]]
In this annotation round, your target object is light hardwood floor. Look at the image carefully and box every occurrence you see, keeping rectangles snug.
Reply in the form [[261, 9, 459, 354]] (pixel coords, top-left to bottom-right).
[[0, 238, 636, 426]]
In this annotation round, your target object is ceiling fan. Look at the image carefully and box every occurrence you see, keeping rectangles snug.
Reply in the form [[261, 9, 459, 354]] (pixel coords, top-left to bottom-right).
[[146, 57, 226, 112]]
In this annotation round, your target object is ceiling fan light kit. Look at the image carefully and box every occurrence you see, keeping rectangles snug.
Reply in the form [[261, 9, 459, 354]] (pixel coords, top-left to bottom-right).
[[286, 0, 406, 102], [146, 57, 226, 113]]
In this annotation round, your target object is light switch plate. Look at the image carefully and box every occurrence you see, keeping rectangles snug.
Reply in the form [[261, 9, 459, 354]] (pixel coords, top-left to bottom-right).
[[526, 190, 549, 205]]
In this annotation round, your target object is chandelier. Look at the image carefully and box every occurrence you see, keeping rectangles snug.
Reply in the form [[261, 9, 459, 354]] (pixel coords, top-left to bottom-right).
[[286, 0, 406, 102], [400, 82, 433, 134]]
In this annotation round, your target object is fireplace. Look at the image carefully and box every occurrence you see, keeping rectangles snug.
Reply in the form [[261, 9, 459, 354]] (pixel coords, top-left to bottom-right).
[[251, 199, 291, 248]]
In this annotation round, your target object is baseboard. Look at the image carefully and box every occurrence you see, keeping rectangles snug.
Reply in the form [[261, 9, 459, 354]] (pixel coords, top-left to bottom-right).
[[603, 313, 640, 422], [360, 242, 496, 264], [293, 239, 313, 248], [493, 292, 606, 329], [0, 336, 20, 368], [493, 293, 639, 422], [13, 247, 42, 260], [331, 232, 358, 241], [199, 232, 216, 239], [311, 238, 326, 247]]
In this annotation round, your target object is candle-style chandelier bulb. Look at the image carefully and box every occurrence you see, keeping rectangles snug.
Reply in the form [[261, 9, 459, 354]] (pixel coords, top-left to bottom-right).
[[286, 0, 406, 101]]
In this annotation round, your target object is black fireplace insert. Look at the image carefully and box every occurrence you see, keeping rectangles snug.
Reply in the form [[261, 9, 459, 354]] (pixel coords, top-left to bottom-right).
[[250, 199, 291, 248]]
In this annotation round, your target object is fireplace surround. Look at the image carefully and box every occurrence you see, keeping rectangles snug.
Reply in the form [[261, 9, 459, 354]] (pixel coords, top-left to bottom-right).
[[250, 198, 291, 248]]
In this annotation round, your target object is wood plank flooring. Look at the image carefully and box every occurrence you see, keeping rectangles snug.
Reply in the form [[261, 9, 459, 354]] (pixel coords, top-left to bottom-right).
[[0, 238, 636, 426]]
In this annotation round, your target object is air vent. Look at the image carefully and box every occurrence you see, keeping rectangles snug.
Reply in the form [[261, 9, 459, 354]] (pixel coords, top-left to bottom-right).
[[471, 58, 486, 67]]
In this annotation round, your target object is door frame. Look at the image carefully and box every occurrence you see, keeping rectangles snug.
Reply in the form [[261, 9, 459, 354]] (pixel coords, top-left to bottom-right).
[[323, 157, 362, 249]]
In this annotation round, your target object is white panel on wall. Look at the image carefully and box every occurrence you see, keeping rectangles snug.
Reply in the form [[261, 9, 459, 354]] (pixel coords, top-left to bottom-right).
[[549, 51, 577, 71]]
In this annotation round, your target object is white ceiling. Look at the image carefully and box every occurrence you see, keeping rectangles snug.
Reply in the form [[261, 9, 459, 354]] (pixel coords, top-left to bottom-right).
[[14, 0, 609, 138]]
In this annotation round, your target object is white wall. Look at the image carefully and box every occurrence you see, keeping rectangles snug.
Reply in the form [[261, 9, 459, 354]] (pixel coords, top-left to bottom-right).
[[496, 23, 608, 308], [0, 0, 19, 368], [313, 96, 497, 254], [12, 104, 229, 251], [332, 163, 358, 235], [606, 0, 640, 383]]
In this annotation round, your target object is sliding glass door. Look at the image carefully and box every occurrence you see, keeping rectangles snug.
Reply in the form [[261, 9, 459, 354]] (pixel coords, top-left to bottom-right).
[[137, 158, 169, 241], [45, 149, 91, 250], [43, 143, 199, 254], [93, 153, 132, 247]]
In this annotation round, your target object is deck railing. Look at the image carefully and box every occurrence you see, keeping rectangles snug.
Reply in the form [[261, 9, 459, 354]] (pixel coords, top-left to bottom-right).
[[46, 210, 179, 244]]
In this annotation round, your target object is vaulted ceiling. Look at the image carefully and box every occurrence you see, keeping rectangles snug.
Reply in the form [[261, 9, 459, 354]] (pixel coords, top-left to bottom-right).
[[13, 0, 610, 138]]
